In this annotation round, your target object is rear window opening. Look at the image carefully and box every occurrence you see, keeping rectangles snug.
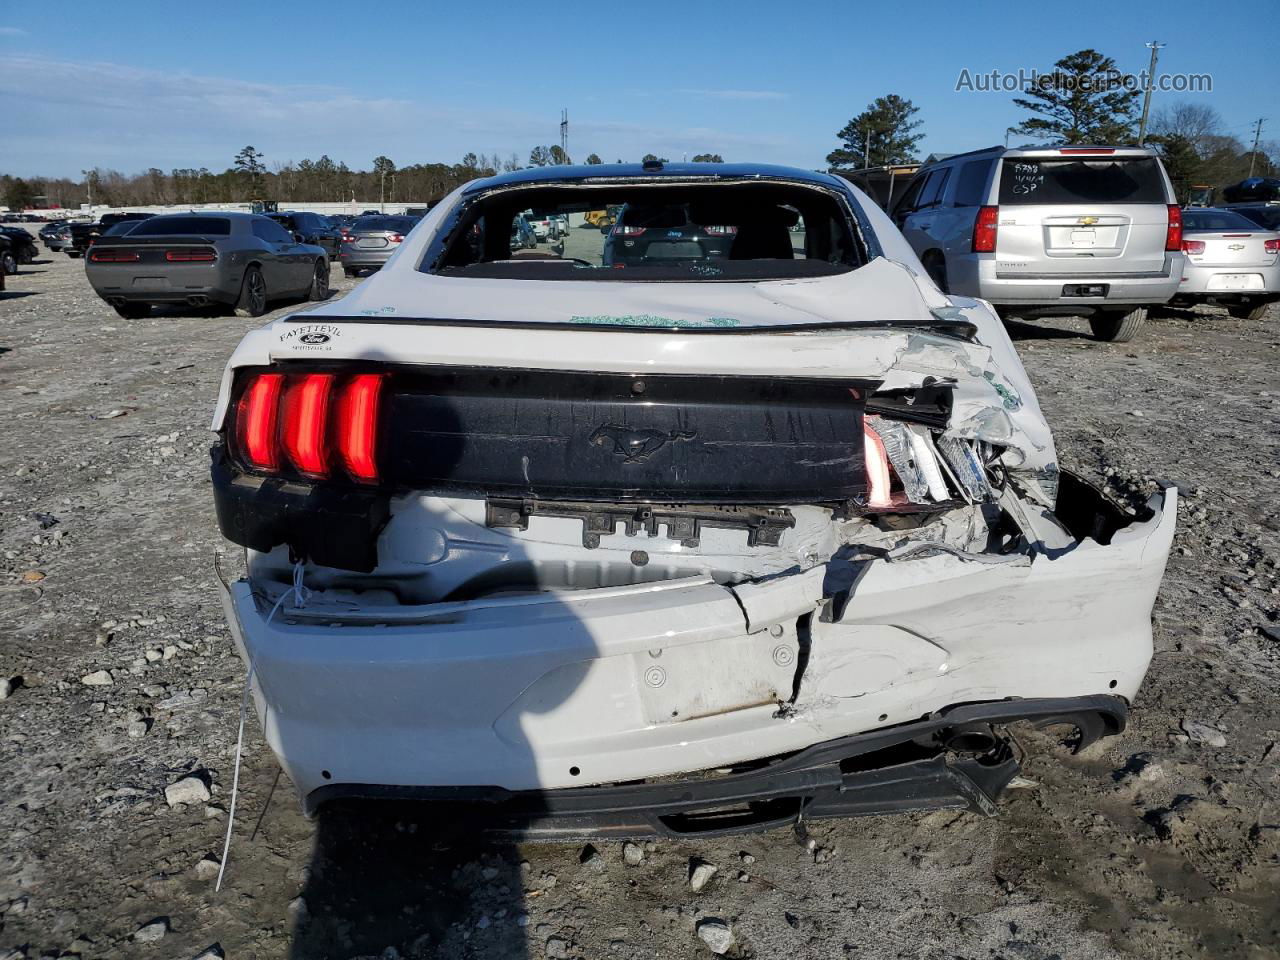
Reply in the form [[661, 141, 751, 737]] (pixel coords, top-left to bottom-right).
[[997, 158, 1167, 205], [354, 216, 419, 233], [430, 181, 865, 281], [1182, 210, 1266, 232], [129, 216, 232, 237]]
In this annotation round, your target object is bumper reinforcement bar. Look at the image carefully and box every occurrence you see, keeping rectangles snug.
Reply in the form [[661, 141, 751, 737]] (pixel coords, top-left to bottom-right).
[[302, 695, 1126, 839]]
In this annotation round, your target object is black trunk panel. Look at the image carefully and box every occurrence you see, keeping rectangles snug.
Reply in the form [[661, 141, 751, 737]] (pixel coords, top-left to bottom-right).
[[385, 368, 872, 502]]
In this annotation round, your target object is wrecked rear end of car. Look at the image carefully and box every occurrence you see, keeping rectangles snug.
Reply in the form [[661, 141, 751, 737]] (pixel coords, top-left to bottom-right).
[[210, 165, 1175, 838]]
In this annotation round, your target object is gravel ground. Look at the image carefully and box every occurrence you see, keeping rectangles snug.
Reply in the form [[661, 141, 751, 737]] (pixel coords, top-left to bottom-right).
[[1, 234, 1278, 960]]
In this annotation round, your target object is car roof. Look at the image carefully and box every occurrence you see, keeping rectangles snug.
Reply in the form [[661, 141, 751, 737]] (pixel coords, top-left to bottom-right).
[[461, 162, 850, 196]]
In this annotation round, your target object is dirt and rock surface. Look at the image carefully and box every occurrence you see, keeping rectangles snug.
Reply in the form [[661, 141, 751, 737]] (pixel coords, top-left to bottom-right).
[[1, 233, 1278, 960]]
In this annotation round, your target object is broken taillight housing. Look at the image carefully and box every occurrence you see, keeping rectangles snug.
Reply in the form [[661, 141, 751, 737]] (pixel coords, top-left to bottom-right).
[[233, 371, 386, 483]]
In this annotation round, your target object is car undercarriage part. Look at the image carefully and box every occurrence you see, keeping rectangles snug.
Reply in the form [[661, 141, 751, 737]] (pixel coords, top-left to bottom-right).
[[300, 696, 1128, 836]]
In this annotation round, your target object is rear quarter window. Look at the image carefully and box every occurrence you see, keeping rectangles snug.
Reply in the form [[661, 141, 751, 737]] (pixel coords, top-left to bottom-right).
[[953, 159, 995, 207], [998, 158, 1168, 205]]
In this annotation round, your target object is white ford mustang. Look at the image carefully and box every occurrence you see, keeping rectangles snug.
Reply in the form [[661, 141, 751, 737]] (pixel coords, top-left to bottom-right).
[[210, 162, 1175, 838]]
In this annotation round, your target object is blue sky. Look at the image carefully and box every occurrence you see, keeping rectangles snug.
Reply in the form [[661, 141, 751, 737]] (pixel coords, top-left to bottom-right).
[[2, 0, 1273, 178]]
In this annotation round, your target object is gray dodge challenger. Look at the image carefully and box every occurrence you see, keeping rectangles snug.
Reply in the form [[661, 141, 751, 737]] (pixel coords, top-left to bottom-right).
[[85, 212, 330, 319]]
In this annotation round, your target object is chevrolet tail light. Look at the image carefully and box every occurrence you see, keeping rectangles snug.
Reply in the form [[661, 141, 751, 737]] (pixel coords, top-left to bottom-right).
[[1265, 238, 1280, 254], [1165, 205, 1182, 252], [1181, 239, 1205, 255], [972, 206, 998, 253]]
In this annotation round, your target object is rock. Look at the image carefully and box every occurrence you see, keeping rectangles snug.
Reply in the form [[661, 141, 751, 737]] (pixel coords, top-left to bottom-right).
[[0, 677, 12, 700], [287, 896, 308, 918], [145, 649, 164, 663], [579, 843, 604, 871], [546, 936, 571, 958], [622, 842, 644, 865], [190, 946, 224, 960], [20, 570, 45, 583], [1182, 720, 1227, 748], [695, 918, 735, 955], [689, 860, 718, 892], [165, 775, 211, 807], [141, 683, 167, 697], [194, 856, 221, 880], [81, 670, 113, 686], [739, 853, 755, 865], [133, 918, 169, 942], [127, 719, 149, 739]]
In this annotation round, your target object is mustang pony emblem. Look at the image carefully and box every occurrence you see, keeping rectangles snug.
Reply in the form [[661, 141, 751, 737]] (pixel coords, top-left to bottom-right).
[[590, 424, 696, 463]]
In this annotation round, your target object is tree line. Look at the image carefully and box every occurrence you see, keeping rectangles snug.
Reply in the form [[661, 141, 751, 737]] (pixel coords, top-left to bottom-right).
[[1, 147, 730, 211], [825, 48, 1276, 201]]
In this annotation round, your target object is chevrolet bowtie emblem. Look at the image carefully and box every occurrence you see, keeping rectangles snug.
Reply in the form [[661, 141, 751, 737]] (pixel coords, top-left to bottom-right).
[[1077, 216, 1099, 226], [1227, 243, 1246, 251]]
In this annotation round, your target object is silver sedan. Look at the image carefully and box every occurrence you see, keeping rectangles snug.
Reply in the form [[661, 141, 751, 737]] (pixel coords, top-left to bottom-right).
[[338, 215, 421, 276]]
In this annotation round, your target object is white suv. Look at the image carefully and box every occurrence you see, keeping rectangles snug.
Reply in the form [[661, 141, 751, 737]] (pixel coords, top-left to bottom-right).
[[892, 146, 1185, 343]]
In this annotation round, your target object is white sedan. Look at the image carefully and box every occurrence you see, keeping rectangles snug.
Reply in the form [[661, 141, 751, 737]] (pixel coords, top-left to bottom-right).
[[210, 161, 1175, 836], [1162, 207, 1280, 320]]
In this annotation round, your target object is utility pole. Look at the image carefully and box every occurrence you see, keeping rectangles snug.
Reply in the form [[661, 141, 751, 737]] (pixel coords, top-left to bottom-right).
[[380, 168, 386, 213], [1136, 40, 1164, 146], [560, 109, 569, 163], [864, 128, 871, 168], [81, 169, 94, 211], [1248, 118, 1266, 177]]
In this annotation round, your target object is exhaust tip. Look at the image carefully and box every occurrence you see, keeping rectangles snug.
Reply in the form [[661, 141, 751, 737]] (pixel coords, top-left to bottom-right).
[[940, 724, 1000, 756]]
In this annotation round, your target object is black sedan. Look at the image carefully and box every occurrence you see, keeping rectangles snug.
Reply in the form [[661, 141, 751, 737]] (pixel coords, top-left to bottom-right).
[[267, 211, 343, 257], [84, 212, 329, 319]]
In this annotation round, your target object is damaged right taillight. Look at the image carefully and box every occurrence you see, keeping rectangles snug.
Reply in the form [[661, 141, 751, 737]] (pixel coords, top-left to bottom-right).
[[233, 371, 385, 483]]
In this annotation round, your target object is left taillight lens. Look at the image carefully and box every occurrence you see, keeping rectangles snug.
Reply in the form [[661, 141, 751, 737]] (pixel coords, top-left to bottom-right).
[[89, 249, 139, 262], [233, 371, 385, 483], [1165, 204, 1183, 252]]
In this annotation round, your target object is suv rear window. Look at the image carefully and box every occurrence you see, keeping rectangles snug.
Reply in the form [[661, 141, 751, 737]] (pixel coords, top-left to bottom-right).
[[997, 158, 1167, 205], [432, 181, 862, 282], [130, 217, 232, 236]]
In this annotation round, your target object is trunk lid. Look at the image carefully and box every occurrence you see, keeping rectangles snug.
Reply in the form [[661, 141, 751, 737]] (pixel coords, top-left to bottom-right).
[[1185, 231, 1278, 267]]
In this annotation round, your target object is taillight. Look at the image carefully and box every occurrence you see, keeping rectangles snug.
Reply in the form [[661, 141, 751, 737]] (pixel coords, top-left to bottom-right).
[[863, 421, 892, 508], [335, 374, 385, 483], [1265, 238, 1280, 255], [165, 248, 217, 262], [1182, 239, 1205, 255], [236, 373, 285, 471], [1165, 205, 1182, 252], [280, 374, 334, 477], [614, 225, 646, 237], [703, 225, 738, 236], [341, 234, 357, 243], [388, 234, 405, 244], [89, 249, 139, 262], [233, 371, 383, 483], [972, 206, 998, 253]]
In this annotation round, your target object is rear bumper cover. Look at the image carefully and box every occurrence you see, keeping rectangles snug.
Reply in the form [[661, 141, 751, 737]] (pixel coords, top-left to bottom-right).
[[951, 254, 1184, 306], [217, 483, 1175, 820]]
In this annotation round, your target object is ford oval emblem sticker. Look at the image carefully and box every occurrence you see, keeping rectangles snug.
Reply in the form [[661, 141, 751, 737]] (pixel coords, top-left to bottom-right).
[[300, 333, 330, 345]]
